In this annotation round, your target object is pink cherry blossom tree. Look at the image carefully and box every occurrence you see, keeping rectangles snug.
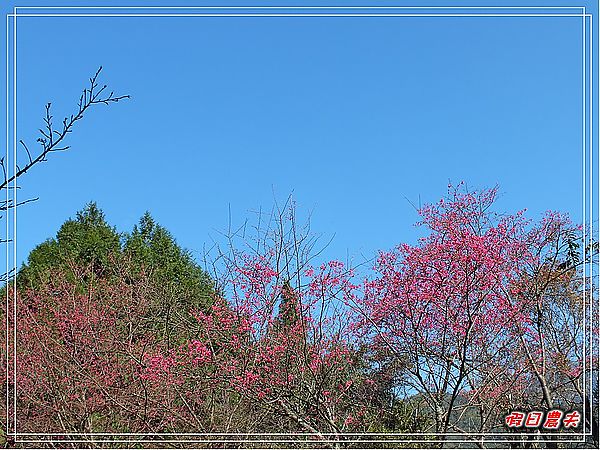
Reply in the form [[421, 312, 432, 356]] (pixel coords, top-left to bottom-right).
[[356, 184, 594, 445], [139, 200, 417, 445]]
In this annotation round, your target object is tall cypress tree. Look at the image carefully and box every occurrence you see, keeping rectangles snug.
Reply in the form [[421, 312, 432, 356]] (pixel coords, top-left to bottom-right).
[[122, 212, 215, 346], [274, 279, 302, 331], [18, 202, 121, 288]]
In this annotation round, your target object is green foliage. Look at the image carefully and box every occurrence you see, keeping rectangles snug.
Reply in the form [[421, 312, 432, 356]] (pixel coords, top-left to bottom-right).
[[58, 203, 121, 269], [17, 204, 215, 337], [18, 202, 120, 288], [122, 212, 215, 346], [123, 212, 213, 310], [273, 279, 301, 330], [366, 399, 431, 433]]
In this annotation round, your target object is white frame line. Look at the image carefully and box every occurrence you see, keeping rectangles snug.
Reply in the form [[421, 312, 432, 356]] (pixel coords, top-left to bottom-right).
[[4, 4, 595, 447]]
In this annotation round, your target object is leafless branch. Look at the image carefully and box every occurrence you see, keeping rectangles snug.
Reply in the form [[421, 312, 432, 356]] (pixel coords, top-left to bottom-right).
[[0, 66, 129, 192]]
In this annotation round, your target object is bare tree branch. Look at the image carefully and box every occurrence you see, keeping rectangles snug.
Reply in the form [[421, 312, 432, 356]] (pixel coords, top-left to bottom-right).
[[0, 66, 129, 192]]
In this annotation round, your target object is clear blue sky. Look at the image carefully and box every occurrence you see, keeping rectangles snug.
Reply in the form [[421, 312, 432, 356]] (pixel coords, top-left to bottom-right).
[[2, 1, 596, 273]]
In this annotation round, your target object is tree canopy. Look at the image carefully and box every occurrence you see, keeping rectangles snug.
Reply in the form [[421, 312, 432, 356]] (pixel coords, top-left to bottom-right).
[[18, 202, 120, 288], [17, 203, 215, 315], [2, 189, 596, 447]]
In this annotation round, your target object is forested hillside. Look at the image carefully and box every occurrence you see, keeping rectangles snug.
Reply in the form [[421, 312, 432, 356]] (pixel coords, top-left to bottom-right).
[[1, 186, 597, 448]]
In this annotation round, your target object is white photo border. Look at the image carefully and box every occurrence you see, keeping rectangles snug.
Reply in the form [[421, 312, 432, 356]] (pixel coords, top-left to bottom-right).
[[4, 4, 597, 447]]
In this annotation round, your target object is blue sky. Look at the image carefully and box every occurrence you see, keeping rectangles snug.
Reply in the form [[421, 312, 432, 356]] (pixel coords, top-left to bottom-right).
[[2, 1, 596, 273]]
